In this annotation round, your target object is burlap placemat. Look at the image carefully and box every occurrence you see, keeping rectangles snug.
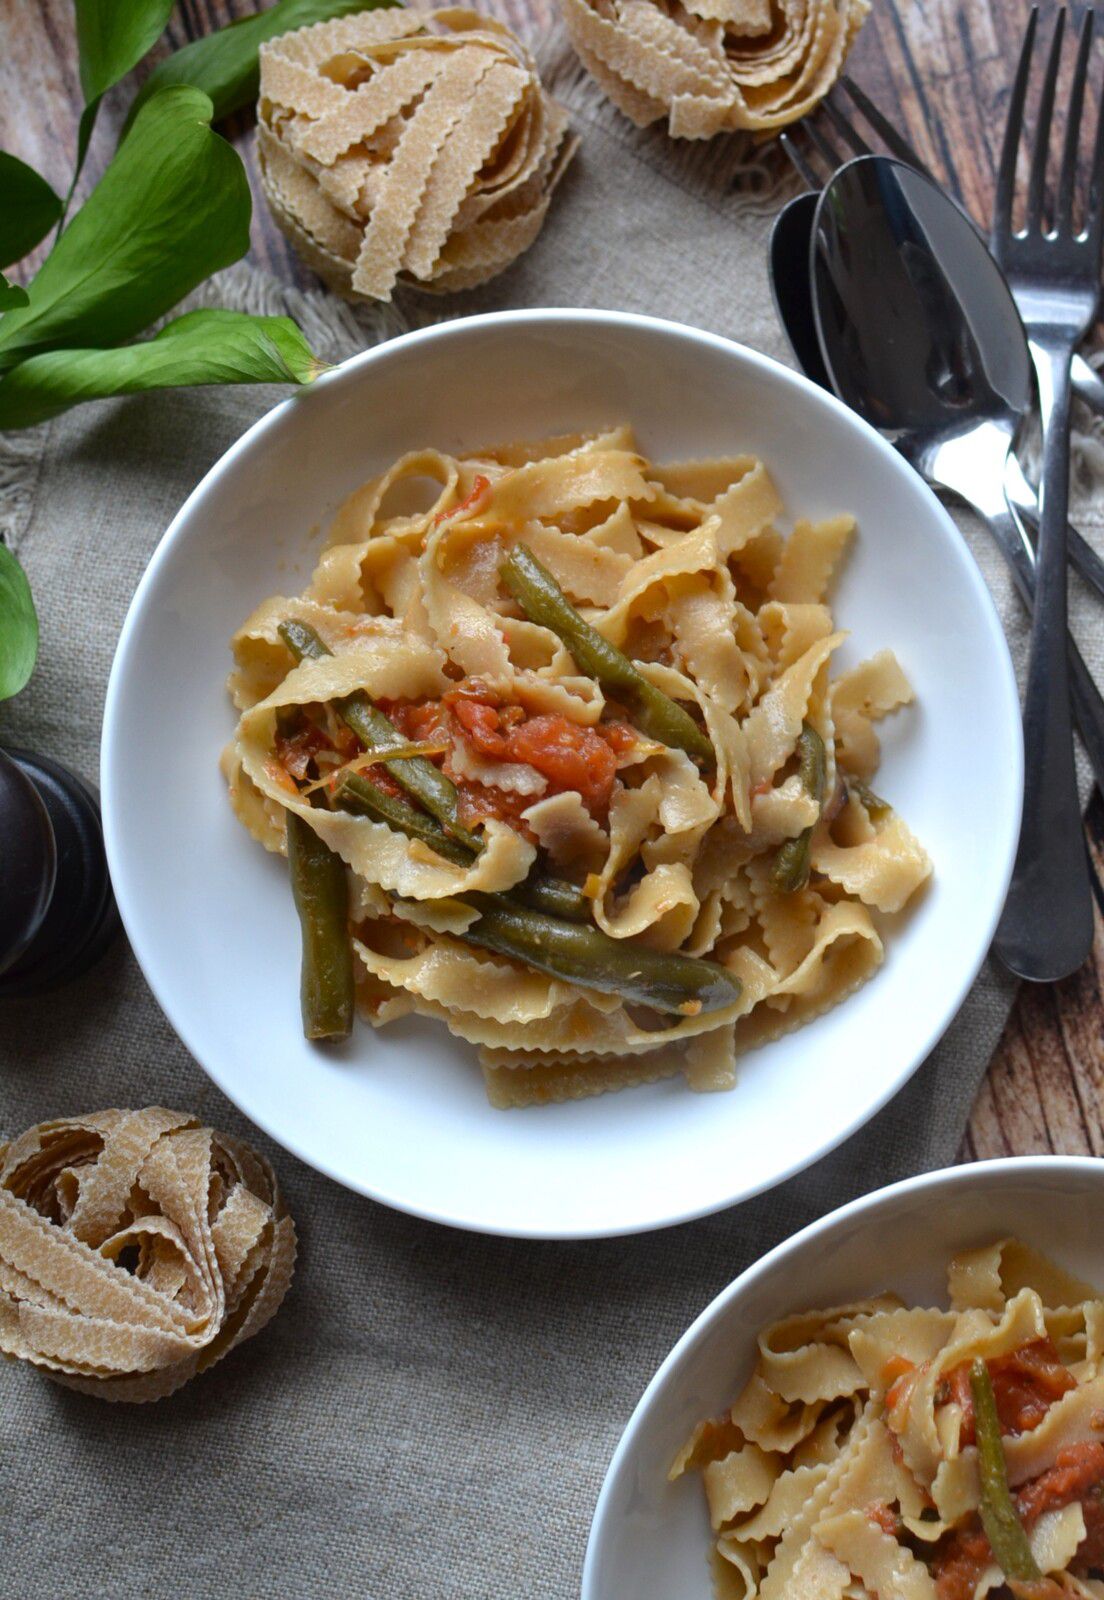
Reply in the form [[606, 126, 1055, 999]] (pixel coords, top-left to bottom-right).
[[1, 40, 1101, 1600]]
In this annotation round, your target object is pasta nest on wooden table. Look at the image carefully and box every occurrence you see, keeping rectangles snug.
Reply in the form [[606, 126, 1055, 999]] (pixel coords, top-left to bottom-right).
[[559, 0, 870, 138], [256, 7, 578, 301], [0, 1109, 296, 1402]]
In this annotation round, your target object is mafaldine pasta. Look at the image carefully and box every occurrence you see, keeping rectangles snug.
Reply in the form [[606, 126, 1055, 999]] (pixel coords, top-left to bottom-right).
[[676, 1239, 1104, 1599], [222, 427, 930, 1105]]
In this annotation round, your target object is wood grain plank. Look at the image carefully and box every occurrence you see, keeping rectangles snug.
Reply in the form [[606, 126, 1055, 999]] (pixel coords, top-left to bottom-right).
[[2, 0, 1101, 1166], [967, 792, 1104, 1160]]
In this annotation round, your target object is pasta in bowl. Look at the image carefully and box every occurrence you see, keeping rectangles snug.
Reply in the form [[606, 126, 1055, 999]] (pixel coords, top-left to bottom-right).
[[582, 1159, 1104, 1596], [223, 427, 931, 1105], [678, 1238, 1104, 1599], [101, 309, 1021, 1234]]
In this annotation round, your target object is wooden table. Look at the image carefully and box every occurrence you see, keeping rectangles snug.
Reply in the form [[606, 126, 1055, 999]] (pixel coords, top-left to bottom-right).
[[4, 0, 1103, 1161]]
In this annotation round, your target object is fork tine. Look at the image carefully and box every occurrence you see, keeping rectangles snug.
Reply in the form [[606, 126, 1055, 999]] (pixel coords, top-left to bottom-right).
[[995, 6, 1039, 237], [1087, 21, 1104, 253], [780, 131, 821, 190], [1057, 9, 1094, 231], [803, 119, 846, 173], [820, 94, 873, 157], [1026, 7, 1066, 232], [837, 74, 937, 182]]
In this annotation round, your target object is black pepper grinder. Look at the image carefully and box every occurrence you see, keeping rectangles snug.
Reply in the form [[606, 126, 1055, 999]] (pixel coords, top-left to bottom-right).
[[0, 747, 119, 996]]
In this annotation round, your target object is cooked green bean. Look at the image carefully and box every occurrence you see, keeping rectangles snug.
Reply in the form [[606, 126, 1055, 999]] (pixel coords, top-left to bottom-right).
[[337, 770, 472, 866], [277, 618, 481, 850], [295, 718, 736, 1012], [336, 770, 591, 921], [281, 620, 593, 924], [499, 544, 715, 764], [286, 810, 354, 1041], [850, 777, 890, 820], [770, 722, 827, 894], [463, 896, 741, 1015], [519, 874, 591, 922], [970, 1358, 1040, 1584]]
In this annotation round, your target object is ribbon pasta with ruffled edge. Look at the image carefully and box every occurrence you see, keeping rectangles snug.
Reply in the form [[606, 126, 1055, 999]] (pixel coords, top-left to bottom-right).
[[559, 0, 870, 139], [223, 425, 930, 1107], [256, 8, 577, 301], [0, 1110, 296, 1401], [677, 1239, 1104, 1598]]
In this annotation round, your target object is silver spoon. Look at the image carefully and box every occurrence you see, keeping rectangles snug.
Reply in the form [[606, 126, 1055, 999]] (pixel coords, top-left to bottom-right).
[[769, 186, 1104, 805], [807, 155, 1096, 978], [770, 189, 1104, 603]]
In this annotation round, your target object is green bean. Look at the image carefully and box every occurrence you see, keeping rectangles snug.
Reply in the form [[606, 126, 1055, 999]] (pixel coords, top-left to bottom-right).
[[849, 777, 890, 820], [335, 773, 736, 1006], [335, 771, 591, 922], [277, 618, 481, 851], [463, 896, 742, 1016], [770, 722, 827, 894], [499, 544, 715, 764], [970, 1358, 1041, 1585], [519, 874, 591, 922], [281, 621, 592, 923], [285, 810, 354, 1041], [337, 770, 472, 866]]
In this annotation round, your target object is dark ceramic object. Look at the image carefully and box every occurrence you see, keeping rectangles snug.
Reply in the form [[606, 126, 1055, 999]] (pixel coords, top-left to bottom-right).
[[0, 746, 119, 996]]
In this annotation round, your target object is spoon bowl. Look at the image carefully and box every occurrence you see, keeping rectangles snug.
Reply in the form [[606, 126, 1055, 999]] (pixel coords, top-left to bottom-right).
[[810, 155, 1032, 477], [768, 192, 828, 388]]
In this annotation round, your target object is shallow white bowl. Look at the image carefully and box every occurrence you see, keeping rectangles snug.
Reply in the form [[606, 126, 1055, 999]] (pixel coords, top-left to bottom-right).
[[101, 309, 1022, 1239], [582, 1156, 1104, 1598]]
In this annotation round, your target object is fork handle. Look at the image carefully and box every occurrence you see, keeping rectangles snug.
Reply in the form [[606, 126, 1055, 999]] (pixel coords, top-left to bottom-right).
[[993, 338, 1095, 981], [1005, 452, 1104, 602], [989, 491, 1104, 799]]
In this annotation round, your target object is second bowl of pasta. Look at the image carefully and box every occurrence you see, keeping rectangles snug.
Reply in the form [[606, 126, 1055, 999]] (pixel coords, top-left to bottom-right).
[[102, 309, 1021, 1237], [583, 1157, 1104, 1598]]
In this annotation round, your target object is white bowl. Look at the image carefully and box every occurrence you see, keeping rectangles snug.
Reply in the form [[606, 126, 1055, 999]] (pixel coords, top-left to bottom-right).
[[582, 1156, 1104, 1599], [101, 309, 1022, 1239]]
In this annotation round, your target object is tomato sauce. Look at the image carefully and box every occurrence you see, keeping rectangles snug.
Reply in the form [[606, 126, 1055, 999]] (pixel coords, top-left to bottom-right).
[[932, 1526, 997, 1600], [897, 1342, 1091, 1600], [276, 680, 637, 822], [383, 681, 635, 819], [866, 1502, 900, 1537], [275, 712, 358, 779], [943, 1340, 1077, 1446], [933, 1441, 1104, 1598], [1017, 1441, 1104, 1529], [432, 473, 490, 525]]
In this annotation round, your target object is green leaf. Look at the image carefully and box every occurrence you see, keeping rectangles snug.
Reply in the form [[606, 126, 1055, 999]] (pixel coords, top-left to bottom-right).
[[0, 87, 251, 376], [0, 308, 327, 429], [0, 273, 30, 313], [0, 153, 63, 269], [0, 542, 38, 701], [124, 0, 397, 131], [73, 0, 175, 183]]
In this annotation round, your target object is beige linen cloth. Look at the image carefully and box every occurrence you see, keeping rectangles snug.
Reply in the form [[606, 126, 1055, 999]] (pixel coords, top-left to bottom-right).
[[1, 44, 1102, 1600]]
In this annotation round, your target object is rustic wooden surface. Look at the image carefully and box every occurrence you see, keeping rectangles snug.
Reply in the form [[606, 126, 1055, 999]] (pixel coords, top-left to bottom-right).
[[3, 0, 1103, 1161]]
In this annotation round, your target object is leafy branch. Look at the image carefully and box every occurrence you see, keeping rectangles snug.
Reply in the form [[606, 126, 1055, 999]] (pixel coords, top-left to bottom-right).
[[0, 0, 393, 703]]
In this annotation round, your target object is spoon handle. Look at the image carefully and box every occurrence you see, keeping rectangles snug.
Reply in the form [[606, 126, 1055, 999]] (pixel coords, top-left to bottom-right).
[[1004, 453, 1104, 605], [993, 341, 1095, 981]]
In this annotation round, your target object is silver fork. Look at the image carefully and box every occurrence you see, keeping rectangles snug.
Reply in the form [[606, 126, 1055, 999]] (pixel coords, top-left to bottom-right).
[[988, 6, 1103, 980]]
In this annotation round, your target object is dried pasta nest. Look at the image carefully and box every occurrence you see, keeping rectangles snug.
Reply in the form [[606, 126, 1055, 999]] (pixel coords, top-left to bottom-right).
[[559, 0, 870, 138], [0, 1109, 296, 1402], [257, 7, 578, 301]]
